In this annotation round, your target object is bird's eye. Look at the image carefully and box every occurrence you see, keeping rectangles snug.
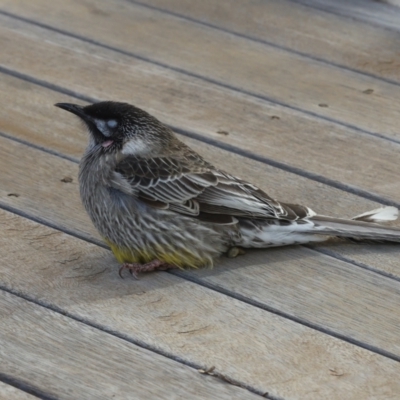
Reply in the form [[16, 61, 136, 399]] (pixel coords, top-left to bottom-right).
[[107, 119, 118, 128]]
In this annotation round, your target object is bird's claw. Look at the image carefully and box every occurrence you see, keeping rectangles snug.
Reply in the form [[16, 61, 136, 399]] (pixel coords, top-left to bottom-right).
[[119, 260, 177, 279], [119, 263, 141, 279]]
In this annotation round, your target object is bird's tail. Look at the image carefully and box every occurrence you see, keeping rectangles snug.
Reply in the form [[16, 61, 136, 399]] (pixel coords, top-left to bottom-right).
[[310, 206, 400, 242], [238, 206, 400, 248]]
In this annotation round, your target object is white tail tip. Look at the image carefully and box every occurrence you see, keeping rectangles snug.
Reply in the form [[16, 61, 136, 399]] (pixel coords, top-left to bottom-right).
[[352, 206, 399, 223]]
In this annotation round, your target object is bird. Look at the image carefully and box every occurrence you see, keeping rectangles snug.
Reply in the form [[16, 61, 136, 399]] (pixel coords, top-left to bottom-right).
[[55, 101, 400, 278]]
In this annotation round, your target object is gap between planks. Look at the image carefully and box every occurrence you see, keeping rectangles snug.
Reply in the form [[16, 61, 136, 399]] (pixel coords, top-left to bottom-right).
[[0, 379, 44, 400]]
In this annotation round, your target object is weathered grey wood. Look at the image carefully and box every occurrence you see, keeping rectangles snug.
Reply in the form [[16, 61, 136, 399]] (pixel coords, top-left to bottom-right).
[[140, 0, 400, 85], [0, 382, 38, 400], [0, 291, 261, 400], [180, 246, 400, 355], [2, 126, 400, 356], [1, 21, 400, 205], [2, 209, 400, 400], [2, 0, 400, 145]]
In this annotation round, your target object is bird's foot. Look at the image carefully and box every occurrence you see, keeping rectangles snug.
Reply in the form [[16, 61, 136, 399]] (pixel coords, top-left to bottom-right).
[[119, 259, 177, 279], [226, 247, 246, 258]]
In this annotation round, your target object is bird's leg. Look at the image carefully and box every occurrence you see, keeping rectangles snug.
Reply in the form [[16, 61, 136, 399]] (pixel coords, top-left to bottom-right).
[[119, 259, 177, 279]]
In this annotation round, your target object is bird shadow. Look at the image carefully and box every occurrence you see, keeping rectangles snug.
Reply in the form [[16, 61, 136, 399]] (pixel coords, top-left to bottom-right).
[[37, 239, 400, 309]]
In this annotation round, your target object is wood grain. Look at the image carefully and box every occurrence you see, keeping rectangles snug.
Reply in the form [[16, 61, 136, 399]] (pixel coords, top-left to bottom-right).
[[2, 209, 400, 400], [140, 0, 400, 84], [0, 291, 261, 400], [1, 20, 400, 204], [0, 382, 38, 400], [1, 0, 400, 144]]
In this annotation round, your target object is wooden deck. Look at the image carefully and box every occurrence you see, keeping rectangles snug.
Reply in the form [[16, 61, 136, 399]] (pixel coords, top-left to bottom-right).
[[1, 0, 400, 399]]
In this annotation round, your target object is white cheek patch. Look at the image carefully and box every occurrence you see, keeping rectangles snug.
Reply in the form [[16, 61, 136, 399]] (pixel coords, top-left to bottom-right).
[[121, 138, 149, 156], [94, 119, 112, 137]]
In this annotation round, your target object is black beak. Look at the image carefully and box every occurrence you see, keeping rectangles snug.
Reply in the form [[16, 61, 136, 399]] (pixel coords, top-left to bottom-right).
[[55, 103, 92, 123], [55, 102, 106, 145]]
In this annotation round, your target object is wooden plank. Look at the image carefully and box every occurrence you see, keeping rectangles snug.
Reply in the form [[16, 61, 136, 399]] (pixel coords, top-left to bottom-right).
[[139, 0, 400, 85], [0, 382, 38, 400], [2, 209, 400, 400], [1, 20, 400, 205], [0, 291, 260, 400], [2, 119, 400, 357], [1, 0, 400, 145]]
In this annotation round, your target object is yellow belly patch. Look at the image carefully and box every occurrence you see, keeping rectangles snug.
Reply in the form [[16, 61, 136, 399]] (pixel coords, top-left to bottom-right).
[[105, 239, 211, 269]]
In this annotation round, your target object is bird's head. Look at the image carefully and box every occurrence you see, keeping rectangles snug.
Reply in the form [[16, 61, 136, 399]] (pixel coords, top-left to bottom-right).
[[55, 101, 170, 156]]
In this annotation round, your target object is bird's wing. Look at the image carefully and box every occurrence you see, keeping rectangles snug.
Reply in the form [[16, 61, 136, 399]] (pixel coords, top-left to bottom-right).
[[113, 155, 313, 221]]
